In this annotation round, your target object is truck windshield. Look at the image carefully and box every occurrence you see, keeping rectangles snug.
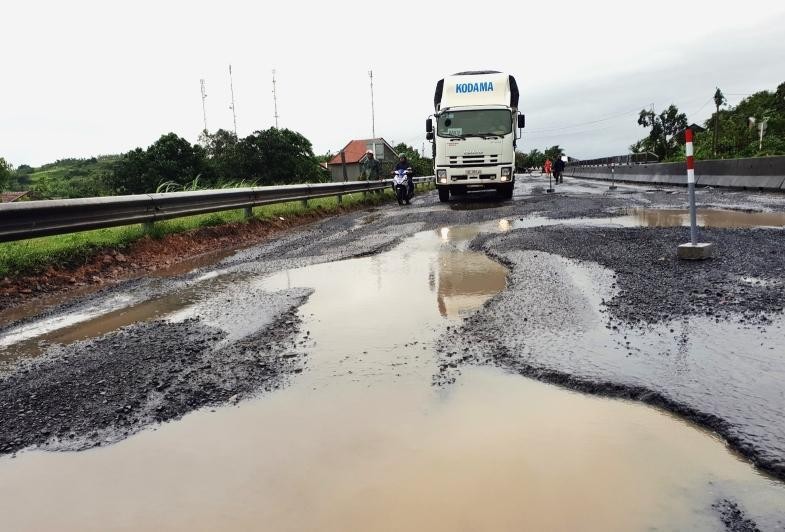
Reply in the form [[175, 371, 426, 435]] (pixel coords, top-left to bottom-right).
[[436, 109, 513, 138]]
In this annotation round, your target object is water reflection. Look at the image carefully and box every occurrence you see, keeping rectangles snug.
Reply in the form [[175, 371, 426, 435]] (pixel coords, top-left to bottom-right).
[[625, 208, 785, 228], [436, 251, 507, 317]]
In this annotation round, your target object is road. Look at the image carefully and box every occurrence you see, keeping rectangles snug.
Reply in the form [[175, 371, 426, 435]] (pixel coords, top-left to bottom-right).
[[1, 175, 784, 531]]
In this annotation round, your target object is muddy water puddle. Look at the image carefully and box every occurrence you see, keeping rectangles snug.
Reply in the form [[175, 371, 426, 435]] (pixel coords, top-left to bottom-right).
[[0, 272, 248, 363], [3, 206, 780, 363], [622, 207, 785, 228], [2, 223, 785, 530]]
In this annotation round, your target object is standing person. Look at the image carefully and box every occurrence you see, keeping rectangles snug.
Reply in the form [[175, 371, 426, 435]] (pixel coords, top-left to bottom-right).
[[553, 156, 565, 184], [544, 158, 552, 179], [360, 150, 382, 180]]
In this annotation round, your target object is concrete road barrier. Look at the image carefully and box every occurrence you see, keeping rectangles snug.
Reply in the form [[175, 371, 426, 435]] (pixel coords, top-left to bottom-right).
[[565, 156, 785, 191]]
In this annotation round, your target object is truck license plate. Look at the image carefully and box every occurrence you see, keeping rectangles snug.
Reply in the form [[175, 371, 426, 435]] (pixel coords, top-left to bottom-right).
[[467, 169, 481, 177]]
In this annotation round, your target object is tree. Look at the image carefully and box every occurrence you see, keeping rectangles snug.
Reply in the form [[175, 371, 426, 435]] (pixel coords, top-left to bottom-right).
[[525, 149, 545, 169], [694, 82, 785, 159], [106, 133, 211, 194], [200, 129, 244, 182], [514, 150, 527, 172], [713, 88, 726, 156], [629, 140, 646, 154], [0, 157, 11, 193], [636, 104, 688, 160], [393, 143, 432, 177], [544, 145, 565, 161], [236, 128, 324, 185]]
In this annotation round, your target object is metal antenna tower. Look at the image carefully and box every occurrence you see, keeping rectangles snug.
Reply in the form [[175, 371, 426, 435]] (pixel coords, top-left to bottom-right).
[[272, 69, 280, 128], [229, 64, 238, 136], [199, 79, 208, 133], [369, 69, 376, 138]]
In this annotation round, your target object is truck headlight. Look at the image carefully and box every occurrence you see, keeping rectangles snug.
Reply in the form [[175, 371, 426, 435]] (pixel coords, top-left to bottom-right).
[[500, 167, 512, 181], [437, 169, 447, 183]]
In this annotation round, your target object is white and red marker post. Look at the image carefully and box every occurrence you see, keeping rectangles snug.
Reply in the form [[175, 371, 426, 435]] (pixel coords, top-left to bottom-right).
[[677, 127, 714, 259], [686, 128, 697, 245]]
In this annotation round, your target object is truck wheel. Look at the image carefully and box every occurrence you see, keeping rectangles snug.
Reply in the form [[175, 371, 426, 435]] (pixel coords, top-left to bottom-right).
[[438, 187, 450, 202], [499, 184, 514, 200]]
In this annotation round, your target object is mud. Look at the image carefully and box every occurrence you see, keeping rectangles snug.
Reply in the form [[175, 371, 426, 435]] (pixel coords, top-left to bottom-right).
[[0, 288, 311, 454], [714, 500, 763, 532], [2, 175, 785, 530], [438, 238, 785, 480], [473, 226, 785, 325], [3, 222, 785, 531], [0, 200, 380, 314]]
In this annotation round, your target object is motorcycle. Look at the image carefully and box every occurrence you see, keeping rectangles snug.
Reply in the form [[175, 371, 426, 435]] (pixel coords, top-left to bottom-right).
[[392, 168, 414, 205]]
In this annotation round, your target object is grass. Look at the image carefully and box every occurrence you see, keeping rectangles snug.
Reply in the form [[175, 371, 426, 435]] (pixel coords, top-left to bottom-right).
[[0, 188, 415, 279], [25, 156, 120, 185]]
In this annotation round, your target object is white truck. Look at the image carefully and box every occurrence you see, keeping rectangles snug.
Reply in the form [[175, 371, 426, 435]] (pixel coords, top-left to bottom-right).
[[426, 71, 524, 202]]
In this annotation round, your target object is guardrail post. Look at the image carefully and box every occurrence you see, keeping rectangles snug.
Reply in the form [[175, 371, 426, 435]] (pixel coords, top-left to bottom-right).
[[142, 221, 155, 233], [301, 199, 308, 208], [243, 206, 253, 219]]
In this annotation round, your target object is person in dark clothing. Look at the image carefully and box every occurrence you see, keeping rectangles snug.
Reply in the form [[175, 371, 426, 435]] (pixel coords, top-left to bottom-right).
[[360, 150, 382, 180], [394, 154, 414, 196], [553, 157, 566, 184], [394, 154, 412, 172]]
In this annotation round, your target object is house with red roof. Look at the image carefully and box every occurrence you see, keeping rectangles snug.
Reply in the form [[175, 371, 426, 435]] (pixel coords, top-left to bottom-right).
[[327, 138, 398, 181]]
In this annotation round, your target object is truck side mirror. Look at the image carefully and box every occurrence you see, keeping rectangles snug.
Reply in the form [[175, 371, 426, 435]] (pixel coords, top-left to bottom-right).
[[426, 131, 434, 141], [518, 114, 526, 129], [426, 118, 433, 133]]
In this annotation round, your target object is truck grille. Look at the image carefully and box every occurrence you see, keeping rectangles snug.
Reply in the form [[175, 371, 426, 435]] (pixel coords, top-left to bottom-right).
[[448, 155, 500, 166]]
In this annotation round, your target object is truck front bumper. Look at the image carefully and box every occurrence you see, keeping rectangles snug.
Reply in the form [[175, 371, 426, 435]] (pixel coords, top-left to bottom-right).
[[435, 166, 514, 188]]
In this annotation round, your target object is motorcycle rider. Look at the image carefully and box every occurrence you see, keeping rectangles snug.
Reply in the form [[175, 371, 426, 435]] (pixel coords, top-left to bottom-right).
[[394, 154, 414, 198]]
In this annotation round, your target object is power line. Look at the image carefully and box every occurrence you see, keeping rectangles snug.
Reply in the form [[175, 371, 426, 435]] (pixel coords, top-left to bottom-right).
[[687, 95, 715, 120], [524, 121, 622, 141], [524, 106, 644, 133]]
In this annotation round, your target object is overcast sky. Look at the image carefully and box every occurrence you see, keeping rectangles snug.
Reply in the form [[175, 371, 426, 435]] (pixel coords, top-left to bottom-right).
[[2, 0, 785, 166]]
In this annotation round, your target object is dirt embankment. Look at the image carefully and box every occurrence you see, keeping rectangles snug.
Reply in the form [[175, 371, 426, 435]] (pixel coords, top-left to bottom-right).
[[0, 204, 373, 314]]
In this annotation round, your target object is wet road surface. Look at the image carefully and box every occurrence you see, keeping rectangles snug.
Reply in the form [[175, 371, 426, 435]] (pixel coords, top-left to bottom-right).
[[1, 174, 785, 530]]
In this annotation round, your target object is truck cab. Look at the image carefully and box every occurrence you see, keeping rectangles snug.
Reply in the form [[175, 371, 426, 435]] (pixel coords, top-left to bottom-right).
[[427, 71, 524, 202]]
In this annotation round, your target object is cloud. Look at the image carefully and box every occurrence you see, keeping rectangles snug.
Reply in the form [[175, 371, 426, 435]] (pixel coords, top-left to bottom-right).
[[1, 0, 784, 165]]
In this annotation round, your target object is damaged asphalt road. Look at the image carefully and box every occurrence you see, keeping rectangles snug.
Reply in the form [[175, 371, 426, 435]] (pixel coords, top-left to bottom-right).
[[0, 289, 312, 454], [0, 176, 784, 529]]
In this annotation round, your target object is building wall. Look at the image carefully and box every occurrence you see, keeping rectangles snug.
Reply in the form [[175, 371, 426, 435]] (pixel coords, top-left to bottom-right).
[[329, 163, 362, 182]]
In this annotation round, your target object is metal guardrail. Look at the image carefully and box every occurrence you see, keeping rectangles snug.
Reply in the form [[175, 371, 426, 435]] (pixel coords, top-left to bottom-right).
[[0, 177, 434, 243], [567, 152, 659, 167]]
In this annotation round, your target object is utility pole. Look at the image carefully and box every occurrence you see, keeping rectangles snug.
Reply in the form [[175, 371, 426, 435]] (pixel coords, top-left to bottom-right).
[[368, 70, 377, 162], [713, 87, 726, 156], [199, 79, 208, 134], [228, 64, 238, 136], [272, 69, 280, 128], [369, 69, 376, 138], [759, 118, 768, 151]]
